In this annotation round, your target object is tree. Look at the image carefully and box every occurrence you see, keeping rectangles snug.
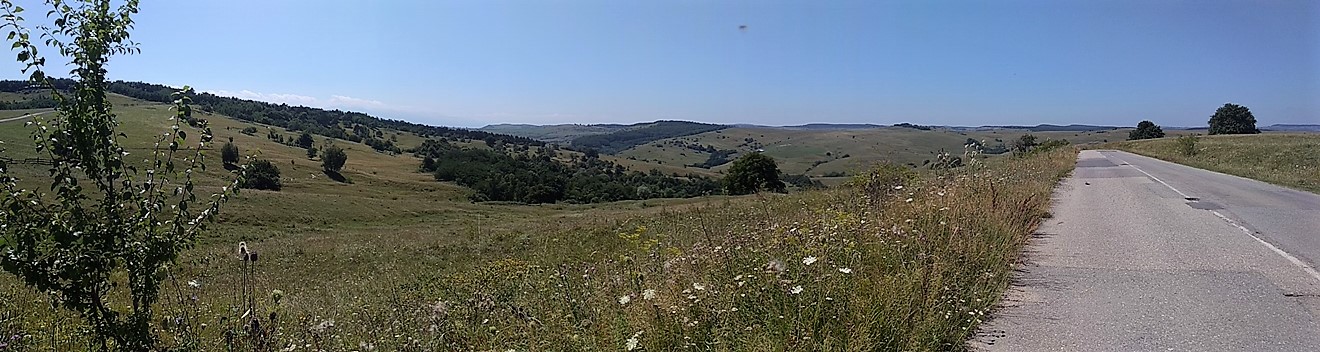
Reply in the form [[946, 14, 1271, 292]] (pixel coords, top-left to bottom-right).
[[296, 131, 315, 149], [0, 1, 241, 349], [1128, 120, 1166, 140], [242, 159, 283, 191], [221, 139, 240, 164], [1208, 103, 1260, 135], [722, 152, 786, 195], [1012, 134, 1038, 153], [322, 144, 348, 173]]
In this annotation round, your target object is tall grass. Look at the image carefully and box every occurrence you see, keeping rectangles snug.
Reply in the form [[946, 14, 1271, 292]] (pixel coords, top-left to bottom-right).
[[1110, 134, 1320, 194], [0, 149, 1077, 351]]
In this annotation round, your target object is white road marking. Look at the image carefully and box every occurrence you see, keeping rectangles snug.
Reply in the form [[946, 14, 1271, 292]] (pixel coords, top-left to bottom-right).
[[1103, 152, 1193, 199], [1211, 210, 1320, 283], [1106, 151, 1320, 284]]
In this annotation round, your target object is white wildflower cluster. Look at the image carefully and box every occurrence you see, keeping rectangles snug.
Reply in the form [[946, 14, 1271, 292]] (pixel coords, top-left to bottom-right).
[[625, 330, 644, 351]]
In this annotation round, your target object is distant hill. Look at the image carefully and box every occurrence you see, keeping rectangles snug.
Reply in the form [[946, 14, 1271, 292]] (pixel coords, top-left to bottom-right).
[[973, 124, 1120, 132], [570, 120, 728, 154], [0, 79, 544, 151], [479, 123, 629, 143], [776, 123, 885, 130], [1262, 124, 1320, 132]]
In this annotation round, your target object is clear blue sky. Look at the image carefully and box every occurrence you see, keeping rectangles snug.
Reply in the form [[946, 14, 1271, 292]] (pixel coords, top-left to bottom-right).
[[5, 0, 1317, 127]]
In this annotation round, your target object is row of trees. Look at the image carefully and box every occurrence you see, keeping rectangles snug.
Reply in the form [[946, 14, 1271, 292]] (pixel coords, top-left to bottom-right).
[[416, 140, 722, 203]]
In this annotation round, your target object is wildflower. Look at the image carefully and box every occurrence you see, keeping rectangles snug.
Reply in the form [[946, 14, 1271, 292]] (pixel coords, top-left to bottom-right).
[[692, 283, 705, 291], [626, 331, 643, 351], [619, 295, 632, 305], [187, 280, 200, 288], [893, 185, 903, 190], [642, 289, 657, 300], [838, 268, 853, 274], [790, 286, 803, 294], [905, 198, 913, 203], [802, 256, 817, 266]]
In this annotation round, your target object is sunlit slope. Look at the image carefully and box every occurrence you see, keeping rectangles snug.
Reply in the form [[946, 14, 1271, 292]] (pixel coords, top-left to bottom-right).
[[618, 126, 1131, 176]]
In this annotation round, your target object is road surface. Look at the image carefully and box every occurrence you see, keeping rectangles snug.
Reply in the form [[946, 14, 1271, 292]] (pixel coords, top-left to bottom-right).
[[974, 149, 1320, 351]]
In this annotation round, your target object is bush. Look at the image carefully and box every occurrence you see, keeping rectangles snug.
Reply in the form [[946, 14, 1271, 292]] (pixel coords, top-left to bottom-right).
[[242, 159, 282, 191], [321, 144, 348, 173], [1012, 134, 1038, 153], [240, 126, 258, 135], [847, 162, 918, 200], [221, 140, 239, 165], [1176, 135, 1199, 156]]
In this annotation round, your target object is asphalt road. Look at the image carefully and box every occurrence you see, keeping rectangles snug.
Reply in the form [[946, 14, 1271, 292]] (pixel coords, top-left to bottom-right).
[[973, 149, 1320, 351]]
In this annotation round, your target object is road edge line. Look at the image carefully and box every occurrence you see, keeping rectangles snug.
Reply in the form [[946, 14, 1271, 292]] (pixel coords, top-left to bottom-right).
[[1210, 210, 1320, 283], [1108, 150, 1320, 283]]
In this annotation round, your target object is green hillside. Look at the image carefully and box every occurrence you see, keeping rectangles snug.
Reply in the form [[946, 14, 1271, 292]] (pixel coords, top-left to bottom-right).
[[618, 126, 1130, 177], [478, 123, 628, 143], [569, 120, 728, 153]]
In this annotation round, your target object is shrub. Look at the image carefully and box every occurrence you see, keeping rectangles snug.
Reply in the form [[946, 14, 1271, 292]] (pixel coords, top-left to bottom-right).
[[241, 126, 258, 135], [221, 140, 240, 165], [847, 162, 918, 200], [242, 159, 283, 191], [0, 1, 241, 348], [1012, 133, 1038, 153], [1176, 135, 1199, 156]]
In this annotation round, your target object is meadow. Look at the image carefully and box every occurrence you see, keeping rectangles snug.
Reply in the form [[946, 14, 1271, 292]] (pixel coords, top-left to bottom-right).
[[1108, 133, 1320, 194], [616, 126, 1123, 178], [0, 97, 1078, 350]]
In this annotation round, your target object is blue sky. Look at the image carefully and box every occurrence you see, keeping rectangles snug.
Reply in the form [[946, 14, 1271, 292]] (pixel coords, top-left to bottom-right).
[[4, 0, 1317, 127]]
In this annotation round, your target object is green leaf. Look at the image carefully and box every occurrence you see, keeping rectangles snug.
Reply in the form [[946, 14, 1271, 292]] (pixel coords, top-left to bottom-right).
[[15, 51, 27, 62]]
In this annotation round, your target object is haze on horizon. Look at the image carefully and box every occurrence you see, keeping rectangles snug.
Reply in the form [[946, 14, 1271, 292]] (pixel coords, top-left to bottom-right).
[[4, 0, 1316, 128]]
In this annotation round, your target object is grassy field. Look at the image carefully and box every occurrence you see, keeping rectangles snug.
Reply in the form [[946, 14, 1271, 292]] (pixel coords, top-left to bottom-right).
[[617, 126, 1124, 177], [0, 95, 1080, 350], [1108, 133, 1320, 194]]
